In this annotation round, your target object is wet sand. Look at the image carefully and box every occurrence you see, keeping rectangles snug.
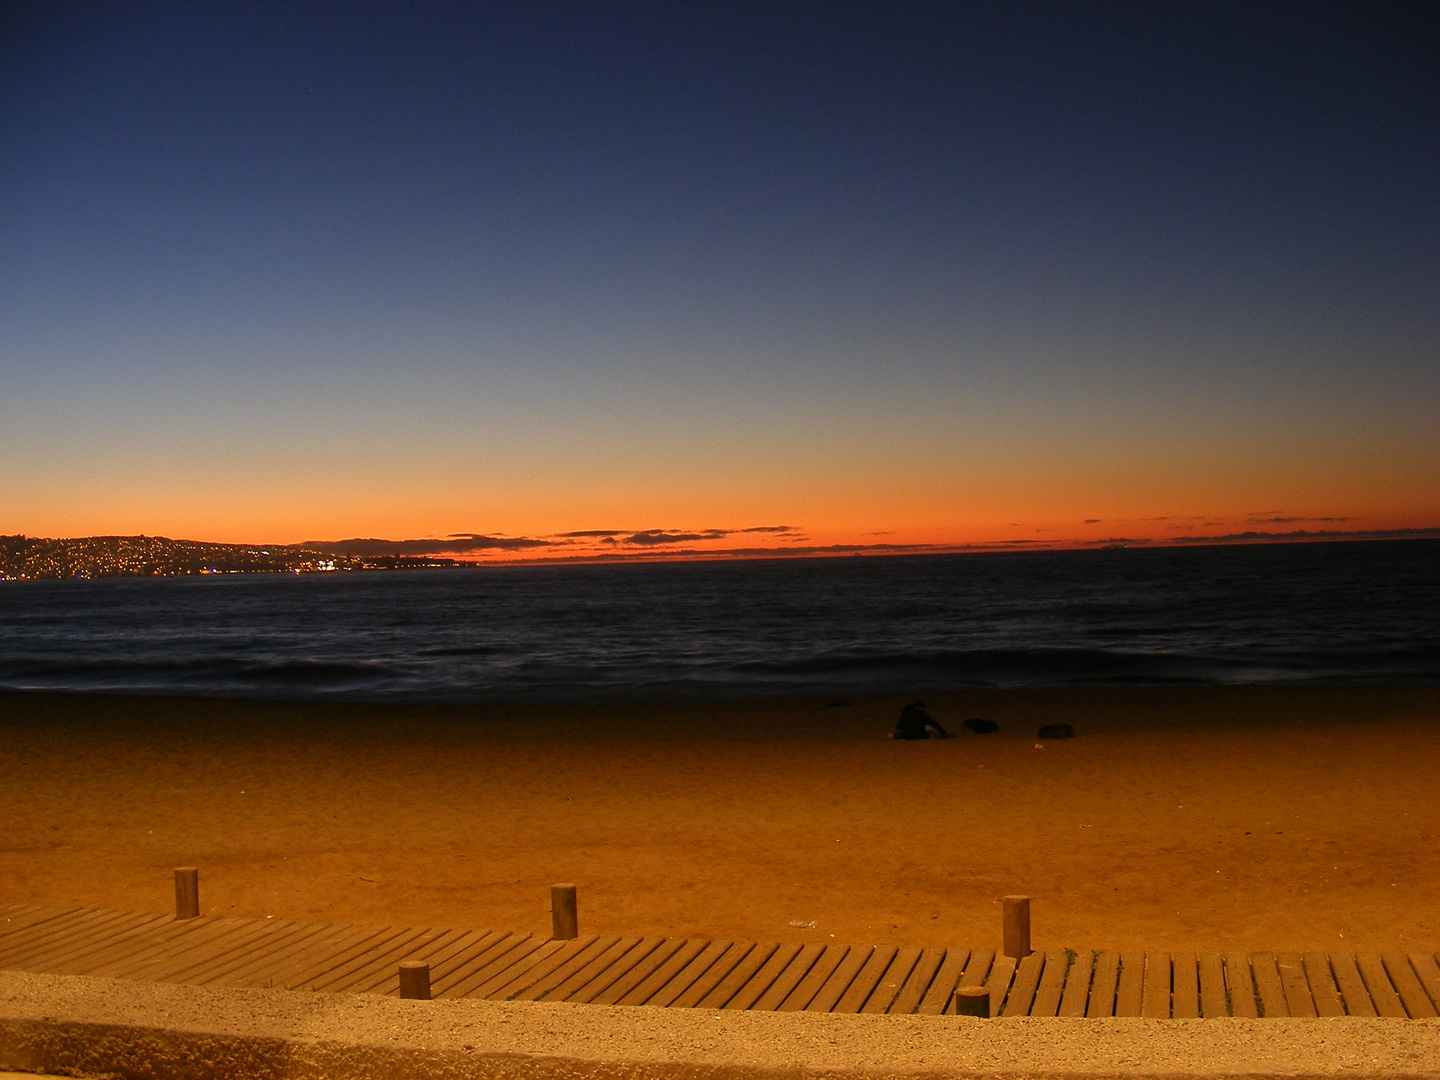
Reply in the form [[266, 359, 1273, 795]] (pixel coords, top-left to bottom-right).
[[1, 686, 1436, 952]]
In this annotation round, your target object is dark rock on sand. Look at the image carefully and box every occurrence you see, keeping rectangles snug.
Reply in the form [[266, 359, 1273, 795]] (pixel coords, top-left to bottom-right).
[[1037, 722, 1075, 740], [962, 718, 999, 734]]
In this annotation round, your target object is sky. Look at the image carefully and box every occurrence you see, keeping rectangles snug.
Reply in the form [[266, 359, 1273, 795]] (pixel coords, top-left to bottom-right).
[[2, 1, 1436, 560]]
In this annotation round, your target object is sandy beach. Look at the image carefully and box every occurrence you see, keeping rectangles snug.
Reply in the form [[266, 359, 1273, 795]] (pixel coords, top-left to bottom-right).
[[1, 686, 1436, 954]]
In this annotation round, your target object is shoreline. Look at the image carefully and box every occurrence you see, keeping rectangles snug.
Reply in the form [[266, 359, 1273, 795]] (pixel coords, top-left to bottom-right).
[[3, 686, 1437, 953]]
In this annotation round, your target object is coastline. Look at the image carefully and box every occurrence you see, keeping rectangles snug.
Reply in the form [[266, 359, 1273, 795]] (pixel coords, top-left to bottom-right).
[[2, 685, 1437, 953]]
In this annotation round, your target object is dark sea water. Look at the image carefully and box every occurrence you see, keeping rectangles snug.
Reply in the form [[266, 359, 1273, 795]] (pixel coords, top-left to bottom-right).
[[1, 540, 1437, 703]]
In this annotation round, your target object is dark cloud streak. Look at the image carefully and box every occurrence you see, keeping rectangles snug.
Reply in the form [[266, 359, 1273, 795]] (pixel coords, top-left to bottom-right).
[[306, 535, 551, 556], [305, 525, 804, 556]]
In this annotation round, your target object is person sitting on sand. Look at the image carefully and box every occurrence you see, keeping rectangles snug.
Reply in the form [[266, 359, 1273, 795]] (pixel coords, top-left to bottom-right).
[[892, 700, 952, 740]]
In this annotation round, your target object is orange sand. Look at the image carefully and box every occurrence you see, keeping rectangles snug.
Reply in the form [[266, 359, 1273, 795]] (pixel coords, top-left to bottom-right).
[[1, 687, 1436, 953]]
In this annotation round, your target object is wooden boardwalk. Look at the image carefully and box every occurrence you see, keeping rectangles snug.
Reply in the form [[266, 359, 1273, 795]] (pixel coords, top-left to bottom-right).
[[3, 905, 1438, 1018]]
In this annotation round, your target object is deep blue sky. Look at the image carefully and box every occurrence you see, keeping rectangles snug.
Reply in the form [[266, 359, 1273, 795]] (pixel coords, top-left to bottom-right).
[[2, 2, 1436, 551]]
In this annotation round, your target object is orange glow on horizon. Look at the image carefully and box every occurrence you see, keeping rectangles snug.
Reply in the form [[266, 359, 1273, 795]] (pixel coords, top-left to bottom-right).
[[8, 436, 1437, 561], [10, 504, 1436, 566]]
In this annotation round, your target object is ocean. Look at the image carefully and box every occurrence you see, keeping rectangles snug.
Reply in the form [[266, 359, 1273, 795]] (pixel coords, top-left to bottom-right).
[[1, 539, 1437, 703]]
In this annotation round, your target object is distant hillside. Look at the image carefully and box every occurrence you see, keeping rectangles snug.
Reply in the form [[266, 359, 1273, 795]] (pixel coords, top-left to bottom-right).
[[0, 535, 458, 581]]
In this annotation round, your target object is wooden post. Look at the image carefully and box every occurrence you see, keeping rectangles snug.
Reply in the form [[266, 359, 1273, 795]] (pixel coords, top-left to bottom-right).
[[953, 986, 990, 1017], [398, 961, 431, 1000], [551, 883, 578, 940], [1003, 895, 1031, 958], [174, 867, 199, 919]]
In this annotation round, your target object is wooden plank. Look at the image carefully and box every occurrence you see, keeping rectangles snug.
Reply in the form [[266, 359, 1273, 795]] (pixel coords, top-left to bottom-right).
[[12, 917, 163, 974], [1276, 953, 1317, 1017], [916, 948, 976, 1015], [370, 927, 503, 992], [455, 938, 568, 1000], [188, 920, 343, 987], [888, 948, 945, 1016], [486, 936, 612, 1001], [1141, 952, 1171, 1018], [12, 911, 172, 973], [616, 939, 719, 1007], [425, 930, 509, 982], [1329, 953, 1376, 1017], [369, 930, 498, 997], [223, 920, 369, 985], [834, 946, 898, 1014], [1002, 951, 1046, 1017], [435, 934, 543, 997], [94, 915, 278, 978], [670, 942, 756, 1008], [282, 926, 419, 991], [33, 902, 1440, 1025], [0, 908, 108, 961], [1251, 953, 1288, 1017], [1114, 952, 1145, 1017], [1302, 953, 1345, 1018], [957, 948, 993, 988], [698, 942, 781, 1009], [1086, 952, 1119, 1017], [98, 918, 276, 979], [641, 940, 734, 1008], [1355, 953, 1406, 1018], [1382, 954, 1438, 1019], [724, 942, 803, 1011], [562, 937, 671, 1004], [1058, 951, 1093, 1017], [1171, 953, 1199, 1019], [0, 907, 91, 947], [776, 945, 849, 1012], [493, 936, 619, 1002], [154, 919, 337, 985], [528, 936, 655, 1003], [1225, 952, 1257, 1018], [309, 927, 455, 993], [567, 937, 673, 1005], [512, 938, 653, 1008], [609, 938, 709, 1006], [322, 933, 457, 996], [805, 946, 873, 1013], [0, 907, 133, 957], [125, 921, 289, 984], [0, 905, 77, 940], [174, 921, 320, 986], [340, 928, 471, 994], [586, 937, 690, 1006], [1408, 953, 1440, 1013], [860, 947, 921, 1015], [749, 943, 825, 1012], [1030, 951, 1069, 1017], [1198, 953, 1227, 1018], [985, 953, 1017, 1017], [0, 913, 78, 957], [182, 915, 334, 984], [889, 948, 948, 1015], [240, 924, 403, 990], [0, 909, 144, 967], [73, 915, 275, 984], [426, 931, 527, 996], [177, 915, 334, 984]]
